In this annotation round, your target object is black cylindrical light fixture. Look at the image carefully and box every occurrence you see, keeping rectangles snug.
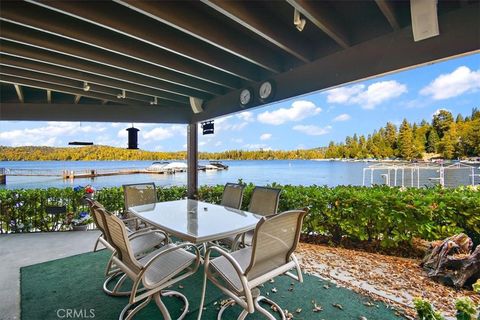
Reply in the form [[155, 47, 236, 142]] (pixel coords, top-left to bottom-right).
[[126, 127, 140, 149]]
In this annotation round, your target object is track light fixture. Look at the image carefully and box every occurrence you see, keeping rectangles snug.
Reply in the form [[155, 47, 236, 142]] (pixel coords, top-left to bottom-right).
[[150, 96, 158, 105], [117, 89, 126, 99], [293, 9, 306, 32], [83, 81, 90, 92]]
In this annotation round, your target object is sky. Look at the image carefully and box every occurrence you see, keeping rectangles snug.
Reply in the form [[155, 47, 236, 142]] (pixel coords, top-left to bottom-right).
[[0, 53, 479, 152]]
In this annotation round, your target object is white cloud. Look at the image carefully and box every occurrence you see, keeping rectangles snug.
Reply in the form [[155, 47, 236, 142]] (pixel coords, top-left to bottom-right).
[[326, 85, 365, 104], [325, 80, 407, 109], [231, 138, 243, 144], [257, 100, 321, 125], [293, 125, 332, 136], [142, 125, 186, 141], [237, 111, 254, 122], [332, 113, 351, 122], [214, 141, 222, 147], [0, 122, 106, 147], [420, 66, 480, 100], [260, 133, 272, 141]]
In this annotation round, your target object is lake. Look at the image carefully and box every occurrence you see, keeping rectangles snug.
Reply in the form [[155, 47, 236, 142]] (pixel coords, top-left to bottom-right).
[[1, 160, 478, 190], [0, 160, 369, 189]]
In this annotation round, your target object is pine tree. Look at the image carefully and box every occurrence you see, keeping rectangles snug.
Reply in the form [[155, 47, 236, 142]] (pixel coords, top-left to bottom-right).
[[432, 109, 454, 138], [426, 129, 440, 153], [398, 119, 415, 160]]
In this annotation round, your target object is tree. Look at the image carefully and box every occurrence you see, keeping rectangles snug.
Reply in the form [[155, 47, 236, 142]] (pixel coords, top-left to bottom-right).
[[426, 129, 440, 153], [432, 109, 454, 138], [397, 119, 415, 160], [439, 123, 458, 159], [384, 122, 397, 150]]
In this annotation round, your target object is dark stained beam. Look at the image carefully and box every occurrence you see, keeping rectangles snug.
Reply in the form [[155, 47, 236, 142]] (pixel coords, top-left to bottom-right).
[[286, 0, 350, 49], [116, 0, 287, 70], [46, 89, 52, 103], [28, 0, 274, 78], [14, 84, 24, 103], [193, 5, 480, 122], [375, 0, 401, 31], [0, 21, 226, 95], [0, 74, 142, 105], [0, 103, 192, 123], [0, 54, 190, 105], [200, 0, 312, 62], [0, 40, 213, 101], [0, 65, 188, 108], [0, 1, 244, 86]]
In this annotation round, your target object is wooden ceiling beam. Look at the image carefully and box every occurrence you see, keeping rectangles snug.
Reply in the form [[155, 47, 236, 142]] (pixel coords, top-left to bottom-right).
[[194, 5, 479, 122], [200, 0, 312, 62], [0, 54, 190, 105], [13, 84, 24, 103], [0, 74, 143, 105], [0, 1, 245, 86], [375, 0, 400, 31], [0, 103, 192, 124], [116, 0, 287, 70], [0, 40, 214, 101], [0, 21, 227, 95], [0, 66, 188, 108], [27, 1, 273, 78], [286, 0, 350, 49]]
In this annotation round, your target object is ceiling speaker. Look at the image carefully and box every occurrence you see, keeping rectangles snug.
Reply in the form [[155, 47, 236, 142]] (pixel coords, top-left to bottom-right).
[[189, 97, 204, 114], [411, 0, 439, 42]]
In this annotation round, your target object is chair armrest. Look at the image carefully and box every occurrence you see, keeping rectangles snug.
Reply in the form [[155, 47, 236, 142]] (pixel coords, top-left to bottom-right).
[[128, 229, 170, 244], [204, 246, 245, 278], [142, 242, 200, 270]]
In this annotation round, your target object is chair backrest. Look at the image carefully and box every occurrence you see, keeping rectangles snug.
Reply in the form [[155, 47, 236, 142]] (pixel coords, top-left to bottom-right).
[[221, 183, 245, 209], [85, 199, 106, 233], [103, 211, 142, 273], [248, 187, 281, 216], [245, 210, 306, 281], [123, 183, 157, 210]]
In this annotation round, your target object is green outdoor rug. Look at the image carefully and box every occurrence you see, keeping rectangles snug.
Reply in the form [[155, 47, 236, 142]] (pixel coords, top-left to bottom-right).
[[21, 250, 404, 319]]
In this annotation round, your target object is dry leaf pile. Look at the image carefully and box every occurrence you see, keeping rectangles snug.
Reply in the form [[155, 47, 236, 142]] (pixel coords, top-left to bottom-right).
[[297, 243, 480, 319]]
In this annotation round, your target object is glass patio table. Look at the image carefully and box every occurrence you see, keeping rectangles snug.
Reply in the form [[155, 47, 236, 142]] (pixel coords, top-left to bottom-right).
[[128, 199, 261, 244]]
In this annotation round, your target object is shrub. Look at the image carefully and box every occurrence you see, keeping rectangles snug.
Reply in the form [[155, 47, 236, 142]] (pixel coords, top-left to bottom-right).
[[1, 184, 479, 249]]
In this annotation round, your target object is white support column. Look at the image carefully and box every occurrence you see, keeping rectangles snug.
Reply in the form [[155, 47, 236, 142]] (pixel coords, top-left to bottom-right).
[[187, 123, 198, 199]]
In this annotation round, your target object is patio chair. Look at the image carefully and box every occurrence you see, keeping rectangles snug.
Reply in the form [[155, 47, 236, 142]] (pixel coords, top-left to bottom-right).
[[86, 199, 170, 297], [232, 186, 281, 250], [104, 211, 201, 320], [123, 182, 157, 230], [197, 209, 307, 320], [220, 183, 245, 209]]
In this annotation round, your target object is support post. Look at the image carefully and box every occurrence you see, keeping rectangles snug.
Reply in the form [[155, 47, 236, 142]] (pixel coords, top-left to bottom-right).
[[187, 123, 198, 199]]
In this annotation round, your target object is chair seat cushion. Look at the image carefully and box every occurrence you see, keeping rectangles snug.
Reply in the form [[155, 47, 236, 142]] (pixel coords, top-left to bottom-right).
[[210, 247, 252, 293], [140, 244, 196, 288], [130, 232, 166, 257]]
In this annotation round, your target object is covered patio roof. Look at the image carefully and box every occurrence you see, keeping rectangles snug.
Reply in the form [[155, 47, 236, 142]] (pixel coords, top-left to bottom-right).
[[1, 0, 479, 124]]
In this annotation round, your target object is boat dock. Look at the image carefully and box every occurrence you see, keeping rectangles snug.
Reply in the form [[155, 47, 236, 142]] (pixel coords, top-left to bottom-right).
[[1, 167, 187, 181], [0, 162, 228, 182]]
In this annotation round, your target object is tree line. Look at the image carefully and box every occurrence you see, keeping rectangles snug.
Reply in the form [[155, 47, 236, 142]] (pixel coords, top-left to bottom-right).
[[0, 109, 478, 161], [323, 108, 479, 160]]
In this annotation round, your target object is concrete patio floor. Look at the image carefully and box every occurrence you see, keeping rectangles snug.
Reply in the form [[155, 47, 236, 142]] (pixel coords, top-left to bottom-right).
[[0, 231, 101, 320]]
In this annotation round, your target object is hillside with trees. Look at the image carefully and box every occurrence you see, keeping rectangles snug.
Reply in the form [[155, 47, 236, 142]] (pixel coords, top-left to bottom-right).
[[0, 109, 478, 161]]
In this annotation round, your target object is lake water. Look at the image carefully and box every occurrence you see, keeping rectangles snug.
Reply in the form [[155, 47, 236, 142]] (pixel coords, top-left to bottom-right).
[[1, 160, 478, 190]]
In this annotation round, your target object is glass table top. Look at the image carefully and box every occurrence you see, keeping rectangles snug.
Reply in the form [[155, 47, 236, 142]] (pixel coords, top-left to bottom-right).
[[129, 199, 261, 243]]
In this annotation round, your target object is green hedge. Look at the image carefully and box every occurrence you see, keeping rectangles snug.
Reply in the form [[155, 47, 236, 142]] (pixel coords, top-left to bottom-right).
[[1, 184, 479, 248]]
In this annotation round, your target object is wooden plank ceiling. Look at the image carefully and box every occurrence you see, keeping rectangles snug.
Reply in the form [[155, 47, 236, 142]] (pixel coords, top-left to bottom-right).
[[0, 0, 479, 123]]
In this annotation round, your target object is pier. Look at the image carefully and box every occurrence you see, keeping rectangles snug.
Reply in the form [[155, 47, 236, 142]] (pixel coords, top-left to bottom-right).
[[1, 167, 188, 180]]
